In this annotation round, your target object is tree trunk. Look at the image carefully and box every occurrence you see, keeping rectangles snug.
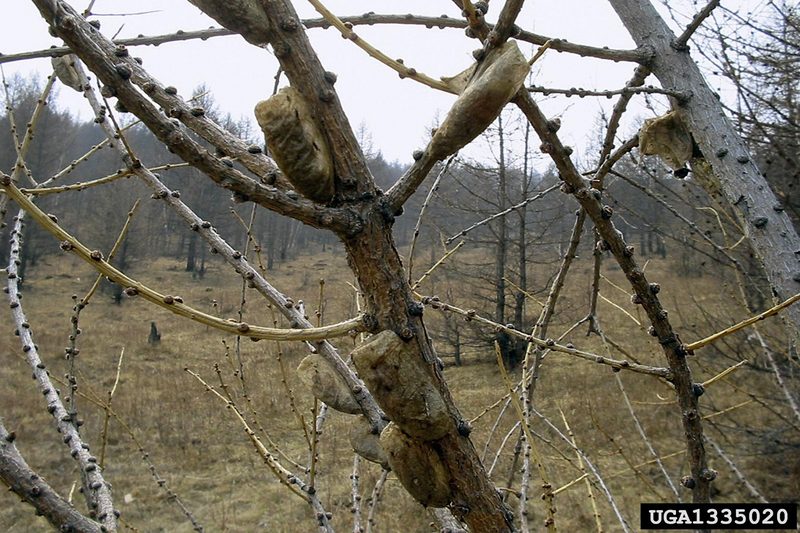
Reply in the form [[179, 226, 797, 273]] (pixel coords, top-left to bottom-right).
[[608, 0, 800, 339], [339, 209, 514, 532], [186, 231, 197, 272]]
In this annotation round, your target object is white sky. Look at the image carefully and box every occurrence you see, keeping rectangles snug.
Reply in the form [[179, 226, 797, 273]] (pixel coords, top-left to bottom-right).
[[0, 1, 754, 166]]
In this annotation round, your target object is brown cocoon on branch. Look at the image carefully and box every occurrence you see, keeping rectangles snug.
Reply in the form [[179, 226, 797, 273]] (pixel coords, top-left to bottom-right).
[[430, 41, 530, 159], [351, 330, 451, 440], [296, 354, 361, 414], [379, 423, 451, 508], [51, 54, 83, 92], [254, 87, 334, 203], [638, 111, 694, 171], [349, 415, 389, 468]]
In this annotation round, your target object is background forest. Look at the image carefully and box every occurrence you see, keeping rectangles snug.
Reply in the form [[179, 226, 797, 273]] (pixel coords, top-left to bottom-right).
[[0, 1, 798, 532]]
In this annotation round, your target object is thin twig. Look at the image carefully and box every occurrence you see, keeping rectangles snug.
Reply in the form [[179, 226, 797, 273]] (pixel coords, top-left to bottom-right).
[[351, 455, 362, 533], [704, 435, 768, 503], [411, 240, 464, 290], [307, 0, 452, 93], [3, 170, 365, 340], [407, 156, 455, 284], [674, 0, 722, 50], [559, 409, 603, 532], [446, 183, 560, 244], [24, 163, 189, 196], [98, 348, 125, 469], [531, 407, 633, 533], [701, 360, 748, 388], [529, 84, 688, 101], [615, 374, 681, 499], [686, 293, 800, 351], [416, 293, 672, 378], [365, 469, 389, 533], [495, 343, 556, 533]]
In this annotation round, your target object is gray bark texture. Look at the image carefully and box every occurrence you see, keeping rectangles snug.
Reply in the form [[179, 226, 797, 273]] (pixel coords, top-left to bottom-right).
[[0, 424, 102, 533], [609, 0, 800, 339]]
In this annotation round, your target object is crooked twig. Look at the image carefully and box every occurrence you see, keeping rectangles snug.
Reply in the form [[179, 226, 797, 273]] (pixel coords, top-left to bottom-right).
[[407, 156, 456, 284], [23, 163, 189, 196], [307, 0, 452, 93]]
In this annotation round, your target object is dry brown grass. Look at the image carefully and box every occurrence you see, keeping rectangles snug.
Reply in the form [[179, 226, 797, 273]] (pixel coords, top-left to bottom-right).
[[1, 246, 797, 532]]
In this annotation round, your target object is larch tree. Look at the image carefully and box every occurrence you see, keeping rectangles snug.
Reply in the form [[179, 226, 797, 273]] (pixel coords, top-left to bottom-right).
[[1, 1, 798, 532]]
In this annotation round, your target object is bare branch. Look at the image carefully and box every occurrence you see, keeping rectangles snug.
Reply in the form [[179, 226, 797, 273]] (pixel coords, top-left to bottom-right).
[[407, 156, 456, 284], [417, 293, 672, 378], [6, 210, 117, 531], [446, 182, 560, 244], [686, 293, 800, 352], [673, 0, 721, 50], [1, 178, 366, 341], [514, 88, 713, 502], [528, 82, 687, 100], [31, 0, 350, 231], [0, 421, 102, 532], [307, 0, 452, 93]]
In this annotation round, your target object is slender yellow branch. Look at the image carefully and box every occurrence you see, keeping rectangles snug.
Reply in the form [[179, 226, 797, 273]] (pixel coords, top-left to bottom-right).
[[185, 369, 308, 501], [529, 39, 553, 66], [2, 178, 364, 341], [504, 277, 545, 309], [416, 292, 672, 378], [599, 293, 641, 326], [411, 240, 464, 290], [560, 408, 602, 532], [83, 199, 140, 305], [306, 0, 454, 93], [701, 360, 748, 388], [495, 343, 556, 533], [552, 473, 589, 496], [702, 399, 753, 420], [686, 293, 800, 351]]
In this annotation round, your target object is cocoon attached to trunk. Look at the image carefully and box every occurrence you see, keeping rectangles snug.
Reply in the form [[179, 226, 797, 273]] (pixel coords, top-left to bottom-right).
[[351, 330, 451, 440], [349, 415, 389, 468], [379, 423, 451, 508], [254, 87, 335, 203], [638, 111, 694, 171], [430, 41, 530, 159], [296, 354, 360, 414]]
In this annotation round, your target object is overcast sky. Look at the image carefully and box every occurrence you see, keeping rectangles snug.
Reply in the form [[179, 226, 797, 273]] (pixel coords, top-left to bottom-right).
[[0, 1, 758, 166]]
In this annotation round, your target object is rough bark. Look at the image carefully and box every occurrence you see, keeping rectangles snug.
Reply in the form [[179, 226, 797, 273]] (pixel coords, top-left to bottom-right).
[[608, 0, 800, 339], [340, 208, 513, 531], [0, 424, 102, 533], [514, 90, 713, 503]]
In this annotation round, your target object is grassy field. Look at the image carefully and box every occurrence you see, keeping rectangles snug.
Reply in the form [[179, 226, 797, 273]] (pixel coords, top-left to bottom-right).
[[1, 245, 797, 532]]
